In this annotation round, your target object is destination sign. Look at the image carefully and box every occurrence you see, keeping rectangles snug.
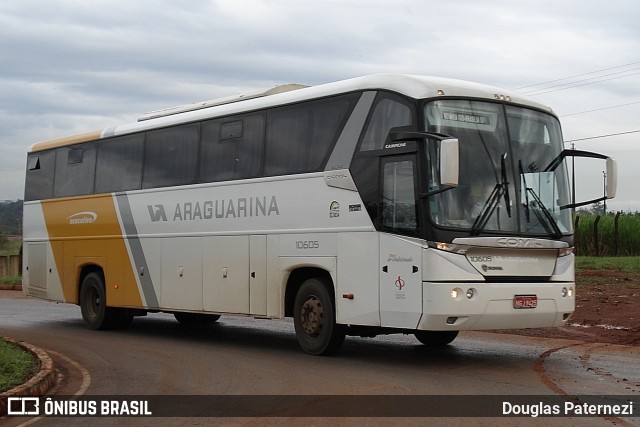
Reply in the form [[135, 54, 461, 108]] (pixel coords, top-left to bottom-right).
[[442, 111, 492, 125]]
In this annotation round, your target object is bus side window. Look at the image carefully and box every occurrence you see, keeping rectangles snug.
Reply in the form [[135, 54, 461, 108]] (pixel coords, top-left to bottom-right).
[[200, 112, 265, 182], [265, 94, 357, 176], [95, 134, 144, 193], [53, 143, 96, 198], [142, 123, 199, 189], [360, 96, 412, 152], [25, 150, 56, 201]]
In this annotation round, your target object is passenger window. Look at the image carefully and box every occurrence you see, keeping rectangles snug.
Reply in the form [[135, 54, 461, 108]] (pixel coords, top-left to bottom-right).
[[53, 143, 96, 197], [265, 94, 357, 175], [96, 134, 144, 193], [200, 113, 265, 182], [143, 123, 199, 189], [25, 150, 56, 201]]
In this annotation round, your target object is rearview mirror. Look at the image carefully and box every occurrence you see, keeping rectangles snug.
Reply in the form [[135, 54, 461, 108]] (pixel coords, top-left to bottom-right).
[[440, 138, 459, 187], [606, 157, 617, 199], [390, 130, 460, 195]]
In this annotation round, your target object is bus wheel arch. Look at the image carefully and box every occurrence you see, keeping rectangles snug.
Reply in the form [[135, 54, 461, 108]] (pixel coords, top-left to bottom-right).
[[287, 268, 345, 355], [78, 267, 132, 330]]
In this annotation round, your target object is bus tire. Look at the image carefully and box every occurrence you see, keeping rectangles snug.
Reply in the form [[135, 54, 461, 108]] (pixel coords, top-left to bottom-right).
[[293, 278, 345, 356], [79, 272, 132, 330], [174, 312, 220, 326], [414, 330, 459, 346]]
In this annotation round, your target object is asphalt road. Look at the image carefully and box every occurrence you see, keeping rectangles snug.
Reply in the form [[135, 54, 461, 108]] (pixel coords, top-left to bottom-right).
[[1, 290, 639, 426]]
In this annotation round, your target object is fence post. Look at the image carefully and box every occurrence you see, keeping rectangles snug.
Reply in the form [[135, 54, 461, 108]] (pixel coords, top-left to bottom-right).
[[594, 215, 601, 257], [614, 212, 621, 256], [9, 255, 20, 276], [574, 215, 580, 256]]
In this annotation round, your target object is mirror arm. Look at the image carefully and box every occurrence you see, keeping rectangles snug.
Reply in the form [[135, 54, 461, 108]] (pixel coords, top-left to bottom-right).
[[544, 149, 609, 172], [560, 196, 608, 210]]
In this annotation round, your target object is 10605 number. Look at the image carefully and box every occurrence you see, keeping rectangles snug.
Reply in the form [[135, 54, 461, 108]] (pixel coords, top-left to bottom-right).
[[296, 240, 320, 250]]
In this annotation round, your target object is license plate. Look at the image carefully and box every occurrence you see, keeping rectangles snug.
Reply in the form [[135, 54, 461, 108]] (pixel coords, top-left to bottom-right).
[[513, 295, 537, 309]]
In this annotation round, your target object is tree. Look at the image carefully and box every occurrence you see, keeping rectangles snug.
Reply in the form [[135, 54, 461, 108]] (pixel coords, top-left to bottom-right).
[[0, 232, 7, 252], [0, 200, 23, 236]]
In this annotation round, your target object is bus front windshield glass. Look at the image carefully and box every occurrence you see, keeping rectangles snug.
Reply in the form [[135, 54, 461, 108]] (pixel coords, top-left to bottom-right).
[[424, 100, 573, 236]]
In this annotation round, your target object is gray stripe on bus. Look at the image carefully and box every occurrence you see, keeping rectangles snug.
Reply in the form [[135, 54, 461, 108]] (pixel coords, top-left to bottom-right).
[[116, 193, 160, 309], [324, 91, 377, 171]]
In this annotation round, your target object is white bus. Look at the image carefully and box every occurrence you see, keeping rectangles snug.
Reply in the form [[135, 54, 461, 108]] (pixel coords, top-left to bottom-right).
[[22, 74, 616, 355]]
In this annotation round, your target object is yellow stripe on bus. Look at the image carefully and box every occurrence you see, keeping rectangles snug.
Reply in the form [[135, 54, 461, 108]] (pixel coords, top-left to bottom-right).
[[30, 129, 104, 152], [40, 194, 143, 308]]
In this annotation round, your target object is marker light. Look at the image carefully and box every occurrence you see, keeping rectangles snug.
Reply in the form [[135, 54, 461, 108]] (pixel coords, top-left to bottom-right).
[[558, 247, 574, 257], [466, 288, 476, 299], [428, 241, 470, 255]]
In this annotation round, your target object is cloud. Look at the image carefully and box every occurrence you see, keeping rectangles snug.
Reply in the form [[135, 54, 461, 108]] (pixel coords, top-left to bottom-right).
[[0, 0, 639, 209]]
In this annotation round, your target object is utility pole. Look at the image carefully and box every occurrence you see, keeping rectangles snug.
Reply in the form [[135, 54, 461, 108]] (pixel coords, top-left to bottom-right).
[[571, 143, 576, 219], [603, 170, 607, 214]]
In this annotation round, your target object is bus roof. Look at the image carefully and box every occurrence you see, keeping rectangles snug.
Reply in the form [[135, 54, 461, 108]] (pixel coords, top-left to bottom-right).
[[29, 74, 554, 153]]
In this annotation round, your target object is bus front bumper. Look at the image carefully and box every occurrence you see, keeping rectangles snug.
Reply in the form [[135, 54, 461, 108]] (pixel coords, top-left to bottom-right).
[[419, 281, 575, 330]]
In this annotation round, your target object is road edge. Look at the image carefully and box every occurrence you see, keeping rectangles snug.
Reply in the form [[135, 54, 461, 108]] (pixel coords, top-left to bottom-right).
[[0, 337, 56, 415]]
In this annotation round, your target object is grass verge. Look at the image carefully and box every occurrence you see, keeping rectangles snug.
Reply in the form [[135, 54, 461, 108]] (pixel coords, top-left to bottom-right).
[[576, 256, 640, 273], [0, 276, 21, 285], [0, 339, 39, 392], [0, 240, 21, 257]]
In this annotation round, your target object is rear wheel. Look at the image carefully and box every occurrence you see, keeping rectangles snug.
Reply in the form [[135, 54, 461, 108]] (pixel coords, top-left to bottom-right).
[[79, 272, 132, 330], [414, 330, 459, 346], [293, 278, 345, 355]]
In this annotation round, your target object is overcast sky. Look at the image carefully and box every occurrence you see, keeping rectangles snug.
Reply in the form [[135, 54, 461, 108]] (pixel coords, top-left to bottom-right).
[[1, 0, 639, 211]]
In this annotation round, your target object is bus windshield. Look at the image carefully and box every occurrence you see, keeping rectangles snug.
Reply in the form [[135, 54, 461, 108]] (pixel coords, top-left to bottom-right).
[[424, 100, 572, 236]]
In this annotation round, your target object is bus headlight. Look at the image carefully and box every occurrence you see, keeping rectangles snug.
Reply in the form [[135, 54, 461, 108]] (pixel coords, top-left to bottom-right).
[[562, 287, 574, 297]]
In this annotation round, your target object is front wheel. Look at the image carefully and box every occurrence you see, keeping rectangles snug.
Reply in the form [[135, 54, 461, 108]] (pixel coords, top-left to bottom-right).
[[414, 330, 459, 346], [293, 278, 345, 356], [79, 272, 132, 330]]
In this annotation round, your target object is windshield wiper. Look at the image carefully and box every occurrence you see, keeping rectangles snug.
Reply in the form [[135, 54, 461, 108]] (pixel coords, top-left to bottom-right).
[[519, 161, 531, 223], [525, 188, 563, 238], [471, 153, 512, 235], [500, 153, 511, 218]]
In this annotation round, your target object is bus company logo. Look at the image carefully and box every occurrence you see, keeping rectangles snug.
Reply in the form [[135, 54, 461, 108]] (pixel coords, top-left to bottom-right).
[[148, 205, 168, 222], [395, 276, 405, 291], [66, 211, 98, 225], [147, 196, 280, 223], [482, 264, 504, 272], [329, 201, 340, 218], [497, 238, 544, 248]]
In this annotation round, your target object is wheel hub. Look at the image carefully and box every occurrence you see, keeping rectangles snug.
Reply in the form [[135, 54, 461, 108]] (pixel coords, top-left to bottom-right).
[[300, 297, 323, 337]]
